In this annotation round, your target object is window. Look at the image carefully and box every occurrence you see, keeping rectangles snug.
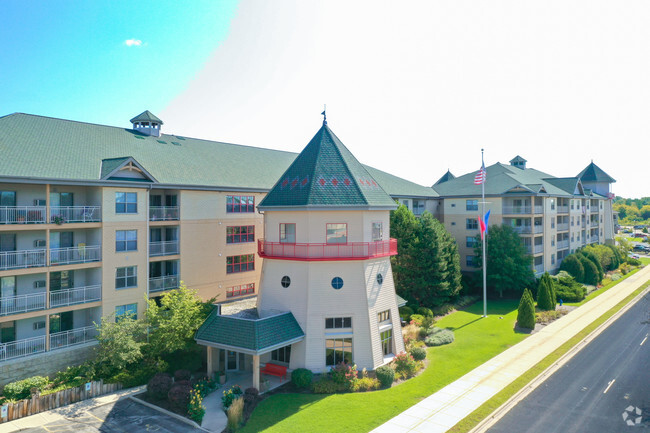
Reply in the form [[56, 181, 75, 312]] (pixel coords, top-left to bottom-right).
[[116, 266, 137, 289], [550, 199, 555, 210], [226, 254, 255, 274], [372, 222, 383, 241], [226, 226, 255, 244], [325, 317, 352, 329], [380, 329, 393, 356], [466, 218, 478, 230], [571, 216, 574, 226], [115, 192, 137, 214], [551, 238, 555, 246], [466, 236, 477, 248], [376, 273, 383, 285], [116, 303, 137, 321], [281, 276, 291, 288], [466, 255, 478, 267], [226, 195, 254, 213], [551, 217, 555, 229], [331, 277, 344, 290], [226, 283, 255, 298], [551, 254, 556, 265], [280, 223, 296, 243], [33, 321, 45, 330], [413, 200, 425, 216], [377, 310, 390, 322], [466, 200, 478, 211], [571, 200, 575, 210], [116, 230, 137, 252], [271, 345, 291, 364], [325, 338, 352, 366], [326, 223, 347, 244]]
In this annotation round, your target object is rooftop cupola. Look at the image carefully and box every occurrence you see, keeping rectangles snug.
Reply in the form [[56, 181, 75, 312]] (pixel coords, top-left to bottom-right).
[[130, 110, 163, 137], [509, 155, 527, 170]]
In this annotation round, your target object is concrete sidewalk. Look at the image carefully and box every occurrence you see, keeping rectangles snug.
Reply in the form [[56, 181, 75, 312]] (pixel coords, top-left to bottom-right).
[[372, 265, 650, 433]]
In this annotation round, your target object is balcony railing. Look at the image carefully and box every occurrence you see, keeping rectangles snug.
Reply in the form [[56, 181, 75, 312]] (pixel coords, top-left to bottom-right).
[[50, 326, 98, 351], [149, 206, 180, 221], [512, 226, 532, 234], [258, 238, 398, 261], [534, 244, 544, 254], [149, 240, 180, 257], [0, 292, 46, 316], [149, 275, 179, 292], [502, 206, 531, 214], [0, 336, 46, 362], [50, 245, 101, 266], [534, 205, 543, 214], [50, 206, 101, 223], [0, 249, 47, 271], [590, 236, 599, 243], [50, 285, 101, 308], [534, 264, 544, 275], [0, 206, 46, 224], [556, 223, 569, 231], [557, 205, 569, 214], [533, 225, 543, 234], [557, 240, 569, 250], [590, 221, 599, 227]]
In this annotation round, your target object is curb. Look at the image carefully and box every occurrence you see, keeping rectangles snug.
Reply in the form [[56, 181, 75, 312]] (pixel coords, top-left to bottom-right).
[[469, 284, 650, 433], [129, 393, 211, 432]]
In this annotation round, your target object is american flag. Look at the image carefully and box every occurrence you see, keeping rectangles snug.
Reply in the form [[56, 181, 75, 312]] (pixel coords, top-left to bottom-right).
[[474, 164, 487, 185]]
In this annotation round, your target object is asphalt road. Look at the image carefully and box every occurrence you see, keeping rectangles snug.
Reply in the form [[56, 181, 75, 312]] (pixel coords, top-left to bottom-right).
[[20, 398, 204, 433], [487, 292, 650, 433]]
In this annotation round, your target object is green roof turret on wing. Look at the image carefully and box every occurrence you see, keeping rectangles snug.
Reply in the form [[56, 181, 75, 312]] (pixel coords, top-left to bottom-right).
[[258, 123, 397, 210]]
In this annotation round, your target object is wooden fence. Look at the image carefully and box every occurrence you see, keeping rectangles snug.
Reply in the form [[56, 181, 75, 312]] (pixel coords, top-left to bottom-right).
[[0, 380, 122, 423]]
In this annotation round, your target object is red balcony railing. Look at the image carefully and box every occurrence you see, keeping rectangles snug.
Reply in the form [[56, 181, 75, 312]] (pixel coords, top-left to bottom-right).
[[258, 238, 397, 261]]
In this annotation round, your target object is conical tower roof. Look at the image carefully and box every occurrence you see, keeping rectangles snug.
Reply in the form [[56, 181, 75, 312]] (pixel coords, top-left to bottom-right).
[[576, 161, 616, 183], [433, 169, 455, 186], [130, 110, 163, 125], [258, 123, 397, 210]]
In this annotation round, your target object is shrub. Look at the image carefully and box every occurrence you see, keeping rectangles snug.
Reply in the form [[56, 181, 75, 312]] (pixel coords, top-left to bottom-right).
[[578, 255, 600, 285], [3, 376, 51, 401], [226, 397, 244, 431], [581, 250, 604, 281], [424, 327, 455, 346], [536, 273, 554, 311], [409, 346, 426, 361], [417, 307, 433, 318], [187, 387, 205, 423], [330, 363, 357, 390], [560, 254, 584, 282], [147, 373, 173, 400], [351, 377, 380, 392], [221, 384, 243, 410], [553, 274, 586, 303], [53, 363, 95, 389], [168, 381, 193, 413], [517, 288, 535, 329], [312, 377, 347, 393], [243, 387, 259, 406], [391, 352, 422, 380], [421, 315, 436, 330], [535, 308, 569, 324], [399, 306, 414, 321], [432, 303, 455, 316], [375, 365, 395, 388], [163, 347, 203, 374], [627, 257, 641, 266], [409, 314, 424, 326], [291, 368, 313, 389], [611, 273, 622, 281], [193, 377, 217, 398], [174, 369, 191, 382]]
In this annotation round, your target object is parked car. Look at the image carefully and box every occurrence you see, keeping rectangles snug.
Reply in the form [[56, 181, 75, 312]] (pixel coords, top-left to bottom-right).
[[629, 254, 640, 259], [633, 245, 647, 252]]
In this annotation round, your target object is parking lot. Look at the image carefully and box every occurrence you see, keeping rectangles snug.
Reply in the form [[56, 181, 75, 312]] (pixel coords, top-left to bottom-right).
[[18, 398, 204, 433]]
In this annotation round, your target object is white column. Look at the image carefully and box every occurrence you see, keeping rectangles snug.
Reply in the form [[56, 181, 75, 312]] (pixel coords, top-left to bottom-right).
[[253, 355, 260, 390]]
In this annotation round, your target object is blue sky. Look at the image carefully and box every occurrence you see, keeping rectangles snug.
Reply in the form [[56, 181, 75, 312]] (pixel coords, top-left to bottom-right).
[[0, 0, 238, 127]]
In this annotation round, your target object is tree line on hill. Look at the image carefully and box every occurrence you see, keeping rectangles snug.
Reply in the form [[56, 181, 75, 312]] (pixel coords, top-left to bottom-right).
[[614, 197, 650, 224]]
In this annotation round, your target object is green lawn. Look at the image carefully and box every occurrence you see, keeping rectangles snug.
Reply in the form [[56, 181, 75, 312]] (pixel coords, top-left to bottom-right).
[[241, 300, 528, 433]]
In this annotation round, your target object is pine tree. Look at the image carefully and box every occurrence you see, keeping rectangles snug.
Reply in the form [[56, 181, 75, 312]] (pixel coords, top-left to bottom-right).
[[536, 273, 553, 311], [517, 288, 536, 329], [578, 255, 599, 286], [560, 254, 584, 282], [548, 273, 557, 309], [580, 250, 603, 282]]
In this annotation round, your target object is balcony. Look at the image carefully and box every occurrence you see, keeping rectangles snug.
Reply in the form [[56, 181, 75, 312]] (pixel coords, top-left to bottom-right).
[[534, 264, 544, 275], [502, 206, 531, 215], [258, 238, 398, 261], [512, 226, 532, 234], [534, 205, 543, 214], [590, 221, 599, 228], [149, 206, 180, 221], [556, 223, 569, 232], [50, 245, 101, 266], [0, 293, 46, 316], [50, 285, 101, 308], [557, 240, 569, 250], [149, 275, 179, 293], [590, 236, 599, 243], [534, 244, 544, 254], [533, 225, 543, 234], [150, 241, 180, 257], [0, 206, 46, 224], [0, 336, 46, 362], [0, 249, 47, 271], [557, 205, 569, 214], [50, 206, 101, 224], [49, 326, 98, 351]]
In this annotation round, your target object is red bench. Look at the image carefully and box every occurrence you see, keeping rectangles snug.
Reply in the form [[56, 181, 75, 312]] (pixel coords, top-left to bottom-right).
[[260, 362, 287, 380]]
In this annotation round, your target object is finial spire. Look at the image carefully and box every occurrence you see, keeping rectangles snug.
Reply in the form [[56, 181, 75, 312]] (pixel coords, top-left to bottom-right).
[[321, 104, 327, 125]]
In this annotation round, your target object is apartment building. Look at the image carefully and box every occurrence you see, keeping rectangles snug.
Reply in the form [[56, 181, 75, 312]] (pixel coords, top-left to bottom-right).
[[432, 156, 616, 275], [0, 111, 437, 383]]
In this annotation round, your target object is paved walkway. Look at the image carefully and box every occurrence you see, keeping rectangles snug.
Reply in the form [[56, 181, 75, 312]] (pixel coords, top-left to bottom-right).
[[372, 265, 650, 433]]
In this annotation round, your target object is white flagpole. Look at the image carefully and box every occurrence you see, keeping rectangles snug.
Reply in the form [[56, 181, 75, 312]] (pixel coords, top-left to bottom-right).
[[481, 149, 487, 318]]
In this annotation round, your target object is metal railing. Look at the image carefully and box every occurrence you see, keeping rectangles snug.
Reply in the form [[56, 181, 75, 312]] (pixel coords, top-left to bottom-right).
[[0, 206, 46, 224], [512, 226, 532, 234], [149, 275, 179, 292], [258, 238, 398, 260], [50, 245, 101, 266], [502, 206, 531, 214], [556, 223, 569, 231], [534, 205, 543, 214], [533, 225, 544, 234], [590, 221, 599, 227], [557, 240, 569, 250], [0, 249, 47, 271], [0, 336, 46, 362], [50, 326, 98, 351], [149, 206, 180, 221], [50, 285, 101, 308], [534, 264, 545, 274], [590, 236, 599, 243], [557, 205, 569, 213], [0, 292, 46, 316], [149, 240, 180, 257], [534, 244, 544, 254], [50, 206, 101, 223]]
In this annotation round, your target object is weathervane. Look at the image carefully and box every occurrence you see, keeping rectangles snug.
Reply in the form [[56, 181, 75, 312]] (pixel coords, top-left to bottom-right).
[[321, 104, 327, 125]]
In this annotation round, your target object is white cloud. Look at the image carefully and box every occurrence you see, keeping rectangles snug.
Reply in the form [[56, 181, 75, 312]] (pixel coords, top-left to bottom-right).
[[124, 39, 142, 47]]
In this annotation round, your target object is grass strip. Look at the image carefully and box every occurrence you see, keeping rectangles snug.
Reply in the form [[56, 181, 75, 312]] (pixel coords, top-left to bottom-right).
[[448, 279, 650, 433]]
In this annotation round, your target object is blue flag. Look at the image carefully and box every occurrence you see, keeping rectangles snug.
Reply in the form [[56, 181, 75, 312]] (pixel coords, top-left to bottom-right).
[[483, 210, 491, 235]]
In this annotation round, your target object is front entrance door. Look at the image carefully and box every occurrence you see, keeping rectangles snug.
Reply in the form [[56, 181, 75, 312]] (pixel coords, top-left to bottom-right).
[[226, 350, 239, 371]]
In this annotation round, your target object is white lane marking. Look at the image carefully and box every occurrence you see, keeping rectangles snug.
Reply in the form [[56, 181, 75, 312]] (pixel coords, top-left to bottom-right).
[[604, 379, 616, 394], [641, 335, 648, 346]]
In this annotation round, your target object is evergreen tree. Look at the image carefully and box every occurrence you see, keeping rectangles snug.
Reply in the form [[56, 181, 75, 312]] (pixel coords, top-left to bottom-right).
[[390, 204, 419, 303], [605, 244, 622, 269], [580, 250, 603, 282], [560, 254, 584, 282], [536, 273, 554, 310], [517, 288, 536, 329], [578, 255, 600, 286]]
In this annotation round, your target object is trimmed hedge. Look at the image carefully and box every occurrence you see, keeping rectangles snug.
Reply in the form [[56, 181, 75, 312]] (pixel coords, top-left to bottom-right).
[[291, 368, 313, 389], [409, 346, 426, 361], [375, 365, 395, 388]]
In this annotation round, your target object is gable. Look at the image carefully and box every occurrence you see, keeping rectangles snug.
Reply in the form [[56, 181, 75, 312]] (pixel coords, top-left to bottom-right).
[[100, 157, 157, 182]]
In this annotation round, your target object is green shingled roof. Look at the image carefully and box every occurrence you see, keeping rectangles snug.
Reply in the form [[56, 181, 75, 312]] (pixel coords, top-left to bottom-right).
[[0, 113, 435, 198], [258, 123, 398, 209], [195, 310, 304, 354], [433, 170, 456, 186], [577, 161, 616, 183], [130, 110, 163, 124]]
